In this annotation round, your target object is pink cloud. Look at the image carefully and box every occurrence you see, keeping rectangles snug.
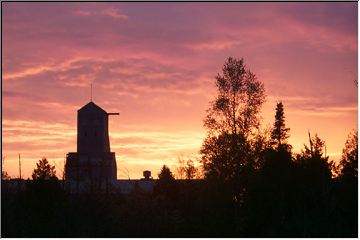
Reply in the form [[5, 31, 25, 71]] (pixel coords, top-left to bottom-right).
[[73, 7, 128, 20], [185, 39, 241, 50], [72, 10, 92, 16], [100, 8, 128, 19]]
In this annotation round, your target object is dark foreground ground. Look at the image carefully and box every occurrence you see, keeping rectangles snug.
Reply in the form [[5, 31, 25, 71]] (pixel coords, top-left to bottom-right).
[[1, 176, 357, 238]]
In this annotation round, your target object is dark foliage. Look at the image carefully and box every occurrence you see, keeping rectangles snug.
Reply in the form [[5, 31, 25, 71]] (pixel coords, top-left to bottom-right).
[[271, 101, 291, 151], [154, 165, 177, 199], [2, 139, 357, 238], [201, 57, 266, 208], [32, 158, 57, 181]]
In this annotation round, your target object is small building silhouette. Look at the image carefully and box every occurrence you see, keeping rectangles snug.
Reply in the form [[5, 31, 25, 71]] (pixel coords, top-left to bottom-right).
[[65, 101, 118, 190]]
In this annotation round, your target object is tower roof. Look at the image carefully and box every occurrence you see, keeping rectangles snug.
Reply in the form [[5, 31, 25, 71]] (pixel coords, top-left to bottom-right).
[[78, 101, 107, 114]]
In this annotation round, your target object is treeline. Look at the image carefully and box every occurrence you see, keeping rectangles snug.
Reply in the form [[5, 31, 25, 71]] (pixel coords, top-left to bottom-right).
[[1, 57, 357, 237], [196, 57, 357, 237]]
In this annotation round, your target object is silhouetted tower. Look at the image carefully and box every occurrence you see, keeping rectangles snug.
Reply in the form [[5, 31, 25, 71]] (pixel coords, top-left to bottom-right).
[[77, 102, 110, 154], [65, 101, 118, 189]]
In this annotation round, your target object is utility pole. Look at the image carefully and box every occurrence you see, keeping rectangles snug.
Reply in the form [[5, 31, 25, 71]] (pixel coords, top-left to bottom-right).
[[17, 153, 22, 193], [62, 154, 66, 189], [90, 83, 93, 101], [2, 155, 5, 178], [308, 130, 313, 156], [63, 154, 66, 181], [18, 153, 22, 180]]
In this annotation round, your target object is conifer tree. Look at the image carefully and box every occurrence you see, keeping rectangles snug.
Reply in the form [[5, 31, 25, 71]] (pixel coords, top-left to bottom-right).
[[271, 101, 290, 150], [338, 130, 358, 179], [32, 158, 57, 181], [154, 165, 177, 200]]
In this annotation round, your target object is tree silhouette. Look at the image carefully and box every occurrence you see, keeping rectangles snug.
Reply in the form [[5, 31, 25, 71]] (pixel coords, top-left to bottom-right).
[[338, 130, 358, 180], [295, 133, 333, 182], [2, 171, 10, 180], [32, 158, 57, 181], [154, 165, 177, 200], [184, 159, 197, 180], [14, 158, 66, 237], [293, 133, 333, 236], [203, 57, 265, 138], [271, 101, 290, 151], [176, 158, 198, 180], [243, 104, 293, 237], [201, 132, 247, 181], [334, 130, 358, 237], [176, 158, 186, 179], [2, 155, 10, 180], [158, 165, 175, 181], [201, 57, 266, 203]]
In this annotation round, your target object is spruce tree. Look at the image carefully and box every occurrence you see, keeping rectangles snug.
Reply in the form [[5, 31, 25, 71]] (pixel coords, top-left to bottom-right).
[[32, 158, 57, 181], [271, 101, 290, 150]]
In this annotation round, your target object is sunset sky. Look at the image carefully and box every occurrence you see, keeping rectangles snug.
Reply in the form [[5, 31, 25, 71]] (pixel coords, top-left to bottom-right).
[[2, 2, 358, 179]]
